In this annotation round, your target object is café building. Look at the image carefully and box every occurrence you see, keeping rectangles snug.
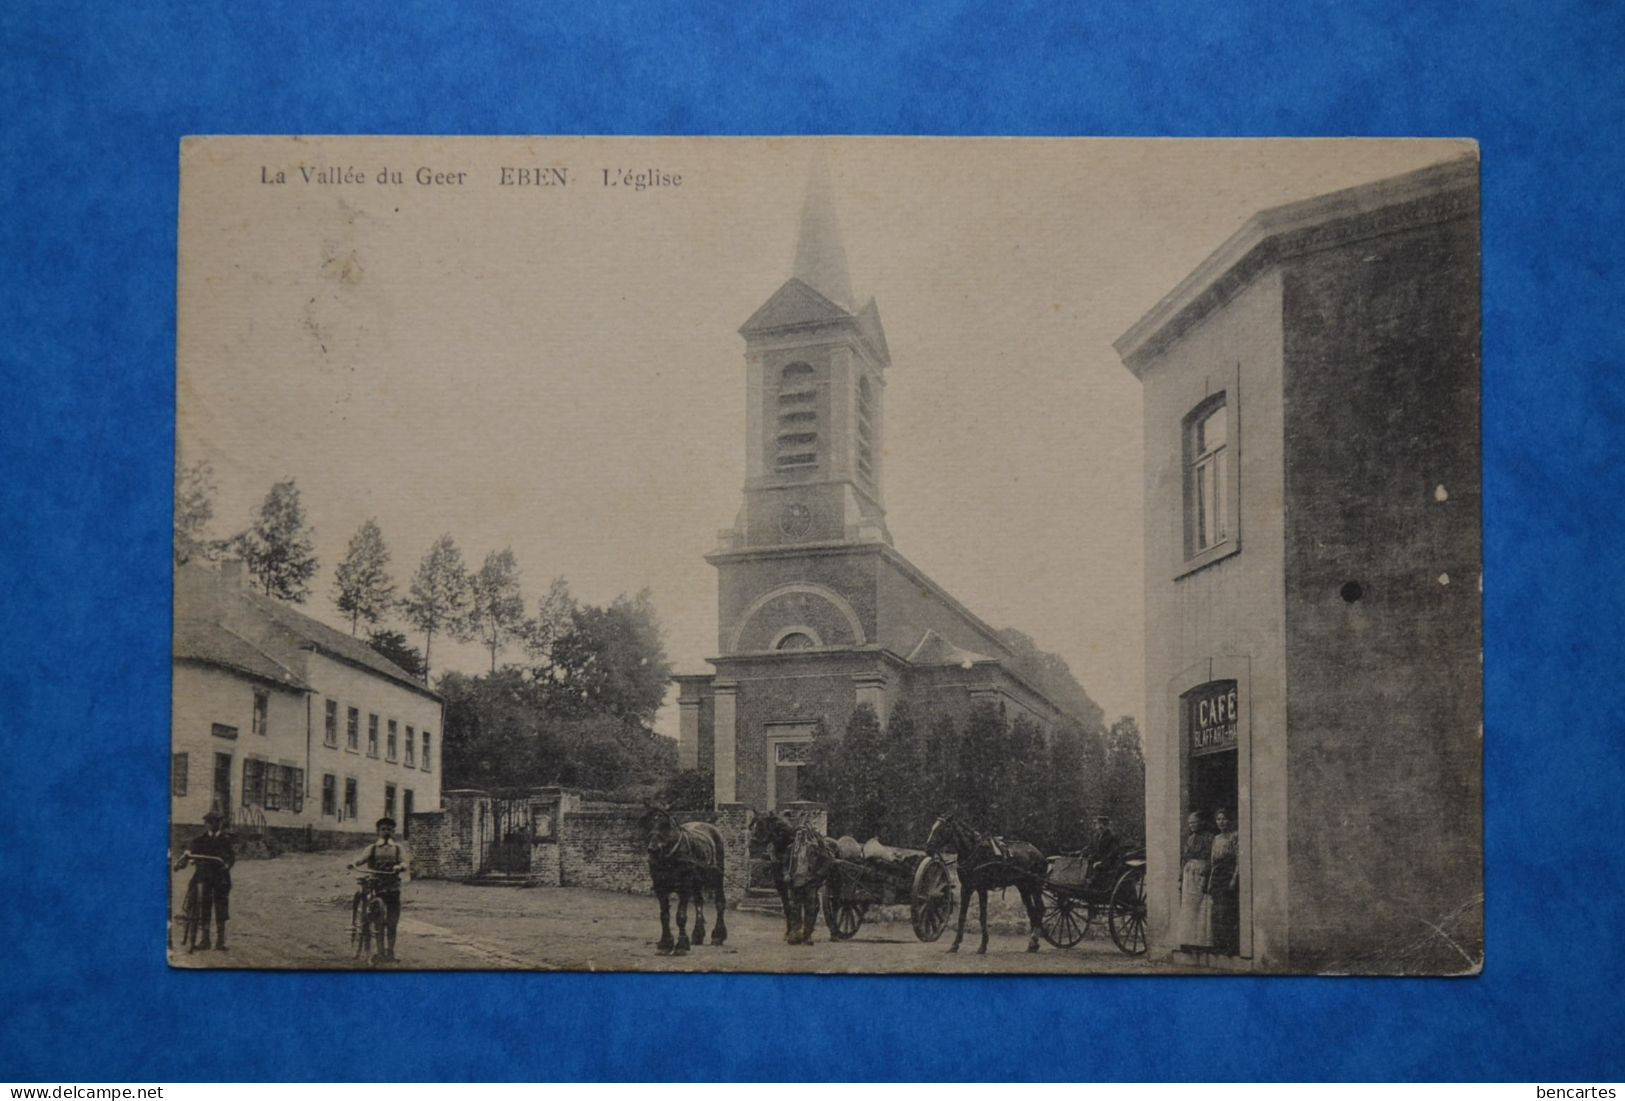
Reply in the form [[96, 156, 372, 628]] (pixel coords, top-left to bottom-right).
[[1114, 158, 1482, 972]]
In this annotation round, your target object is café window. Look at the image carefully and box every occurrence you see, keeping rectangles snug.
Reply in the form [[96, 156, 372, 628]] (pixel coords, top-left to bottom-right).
[[1181, 393, 1240, 573], [171, 752, 189, 797]]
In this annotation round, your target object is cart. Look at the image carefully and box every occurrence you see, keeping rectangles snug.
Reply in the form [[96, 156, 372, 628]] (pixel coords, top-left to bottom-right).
[[1037, 847, 1148, 956], [819, 844, 958, 943]]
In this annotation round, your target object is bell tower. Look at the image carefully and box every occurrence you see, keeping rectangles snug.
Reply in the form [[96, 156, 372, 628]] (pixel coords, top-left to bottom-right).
[[721, 156, 892, 551]]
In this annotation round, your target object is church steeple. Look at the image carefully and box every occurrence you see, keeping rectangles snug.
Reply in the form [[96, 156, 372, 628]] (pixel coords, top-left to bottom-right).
[[722, 155, 892, 552], [790, 153, 854, 311]]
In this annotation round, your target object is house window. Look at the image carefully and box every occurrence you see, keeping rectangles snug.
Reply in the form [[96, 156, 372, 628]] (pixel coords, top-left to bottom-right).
[[775, 362, 819, 471], [171, 753, 189, 797], [252, 689, 269, 737], [344, 777, 358, 821], [384, 783, 397, 821], [287, 767, 304, 813], [265, 762, 284, 809], [211, 722, 238, 741], [403, 790, 414, 836], [322, 773, 337, 816], [324, 700, 339, 747], [346, 707, 360, 751], [242, 758, 266, 807], [1181, 393, 1240, 574], [367, 714, 379, 757], [421, 732, 432, 772], [387, 720, 398, 762], [405, 726, 416, 767]]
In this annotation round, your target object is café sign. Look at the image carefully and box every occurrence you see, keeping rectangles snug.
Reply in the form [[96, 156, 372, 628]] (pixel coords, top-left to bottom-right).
[[1189, 680, 1239, 756]]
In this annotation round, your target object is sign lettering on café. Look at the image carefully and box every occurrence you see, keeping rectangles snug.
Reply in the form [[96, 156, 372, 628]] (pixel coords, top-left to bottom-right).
[[1189, 680, 1239, 756]]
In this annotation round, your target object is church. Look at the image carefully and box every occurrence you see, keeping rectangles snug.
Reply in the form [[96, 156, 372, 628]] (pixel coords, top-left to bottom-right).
[[675, 165, 1075, 813]]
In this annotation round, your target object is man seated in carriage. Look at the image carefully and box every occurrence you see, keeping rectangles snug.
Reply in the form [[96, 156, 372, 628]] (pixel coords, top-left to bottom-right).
[[1083, 815, 1121, 889]]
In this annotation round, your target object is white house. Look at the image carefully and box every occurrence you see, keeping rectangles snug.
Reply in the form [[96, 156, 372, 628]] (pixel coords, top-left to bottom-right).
[[171, 561, 443, 850]]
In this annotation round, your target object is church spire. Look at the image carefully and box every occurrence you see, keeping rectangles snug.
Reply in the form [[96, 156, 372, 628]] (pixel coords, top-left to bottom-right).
[[791, 152, 854, 311]]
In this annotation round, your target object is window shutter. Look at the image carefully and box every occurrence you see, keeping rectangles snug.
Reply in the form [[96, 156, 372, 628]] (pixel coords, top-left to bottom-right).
[[290, 767, 305, 813]]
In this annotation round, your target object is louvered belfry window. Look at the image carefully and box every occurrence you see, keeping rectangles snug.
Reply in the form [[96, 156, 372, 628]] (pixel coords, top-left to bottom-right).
[[776, 362, 818, 471]]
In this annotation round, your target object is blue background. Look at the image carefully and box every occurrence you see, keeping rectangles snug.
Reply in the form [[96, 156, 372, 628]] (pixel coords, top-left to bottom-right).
[[3, 0, 1622, 1082]]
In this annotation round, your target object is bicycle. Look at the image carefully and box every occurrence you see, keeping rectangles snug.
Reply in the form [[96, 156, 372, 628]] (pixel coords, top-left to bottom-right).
[[349, 870, 400, 965], [171, 851, 226, 952]]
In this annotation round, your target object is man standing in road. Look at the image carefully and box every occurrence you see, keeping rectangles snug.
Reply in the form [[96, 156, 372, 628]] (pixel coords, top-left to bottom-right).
[[178, 809, 236, 951], [350, 816, 411, 963]]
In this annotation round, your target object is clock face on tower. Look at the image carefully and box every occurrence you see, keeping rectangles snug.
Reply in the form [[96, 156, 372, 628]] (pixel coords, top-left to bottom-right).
[[778, 502, 813, 540]]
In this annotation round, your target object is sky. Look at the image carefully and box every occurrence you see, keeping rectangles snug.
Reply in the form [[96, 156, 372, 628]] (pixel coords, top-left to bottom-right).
[[177, 136, 1472, 735]]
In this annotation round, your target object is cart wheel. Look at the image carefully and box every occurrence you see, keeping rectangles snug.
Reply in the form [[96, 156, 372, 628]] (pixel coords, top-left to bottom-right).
[[910, 856, 955, 942], [1039, 889, 1090, 949], [822, 892, 865, 941], [1108, 866, 1148, 956]]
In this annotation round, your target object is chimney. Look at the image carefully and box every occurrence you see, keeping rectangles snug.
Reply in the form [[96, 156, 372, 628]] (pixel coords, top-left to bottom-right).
[[220, 558, 247, 589]]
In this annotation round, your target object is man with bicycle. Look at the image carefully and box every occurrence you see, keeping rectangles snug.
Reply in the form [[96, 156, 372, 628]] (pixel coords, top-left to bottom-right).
[[176, 809, 235, 952], [349, 816, 411, 963]]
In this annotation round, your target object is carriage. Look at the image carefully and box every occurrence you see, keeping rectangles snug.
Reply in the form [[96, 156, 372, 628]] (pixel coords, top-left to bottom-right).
[[817, 838, 959, 943], [1035, 845, 1149, 956]]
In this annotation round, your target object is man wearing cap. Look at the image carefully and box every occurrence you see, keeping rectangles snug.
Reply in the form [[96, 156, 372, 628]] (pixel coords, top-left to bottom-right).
[[349, 816, 411, 962], [177, 810, 236, 952]]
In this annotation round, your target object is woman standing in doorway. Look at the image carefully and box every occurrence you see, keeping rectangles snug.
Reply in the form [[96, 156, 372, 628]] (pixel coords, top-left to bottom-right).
[[1176, 811, 1215, 949], [1208, 808, 1240, 955]]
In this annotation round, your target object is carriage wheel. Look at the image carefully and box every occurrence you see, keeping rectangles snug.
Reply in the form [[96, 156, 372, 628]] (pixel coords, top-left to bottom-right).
[[822, 892, 865, 941], [1108, 866, 1148, 956], [1039, 889, 1090, 949], [910, 856, 955, 942]]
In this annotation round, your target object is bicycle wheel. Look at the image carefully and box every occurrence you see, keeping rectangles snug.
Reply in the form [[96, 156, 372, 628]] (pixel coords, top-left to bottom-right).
[[351, 891, 369, 959], [365, 897, 389, 965], [179, 879, 201, 950]]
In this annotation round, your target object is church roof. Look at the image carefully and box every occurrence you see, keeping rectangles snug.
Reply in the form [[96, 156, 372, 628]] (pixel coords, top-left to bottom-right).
[[905, 628, 997, 668]]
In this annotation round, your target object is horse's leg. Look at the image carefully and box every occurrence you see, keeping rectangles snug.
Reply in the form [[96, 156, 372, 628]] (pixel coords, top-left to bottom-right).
[[948, 878, 972, 953], [710, 869, 728, 945], [673, 885, 692, 955], [1023, 887, 1042, 953], [655, 884, 674, 953], [977, 887, 990, 954], [800, 887, 819, 944], [775, 870, 795, 942], [691, 875, 708, 945]]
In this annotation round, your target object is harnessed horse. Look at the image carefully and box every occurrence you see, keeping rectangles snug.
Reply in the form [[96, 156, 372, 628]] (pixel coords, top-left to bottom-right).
[[640, 806, 728, 955], [924, 812, 1046, 954], [749, 811, 801, 943]]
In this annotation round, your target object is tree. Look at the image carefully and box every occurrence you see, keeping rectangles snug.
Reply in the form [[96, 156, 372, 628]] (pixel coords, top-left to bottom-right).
[[520, 577, 577, 673], [995, 628, 1107, 732], [466, 547, 526, 673], [533, 588, 672, 726], [332, 519, 395, 635], [877, 700, 924, 843], [174, 456, 219, 566], [367, 629, 426, 680], [401, 534, 470, 676], [1101, 715, 1147, 843], [234, 479, 318, 601]]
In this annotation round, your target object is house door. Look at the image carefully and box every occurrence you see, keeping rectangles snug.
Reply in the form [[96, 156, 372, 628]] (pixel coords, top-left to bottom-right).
[[402, 790, 414, 837], [212, 752, 233, 816]]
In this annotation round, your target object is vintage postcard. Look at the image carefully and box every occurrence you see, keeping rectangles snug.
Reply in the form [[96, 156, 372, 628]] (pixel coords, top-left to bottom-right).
[[171, 136, 1481, 974]]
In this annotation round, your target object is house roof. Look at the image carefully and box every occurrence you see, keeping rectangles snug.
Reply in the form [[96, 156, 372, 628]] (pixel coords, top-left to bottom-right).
[[1114, 155, 1478, 375], [173, 617, 309, 691], [174, 564, 440, 701]]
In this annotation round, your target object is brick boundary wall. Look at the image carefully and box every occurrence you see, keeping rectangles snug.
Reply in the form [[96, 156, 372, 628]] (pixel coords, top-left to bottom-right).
[[558, 804, 653, 895]]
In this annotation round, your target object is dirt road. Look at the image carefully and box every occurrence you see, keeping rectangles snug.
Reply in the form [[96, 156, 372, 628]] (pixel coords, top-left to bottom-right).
[[168, 851, 1193, 974]]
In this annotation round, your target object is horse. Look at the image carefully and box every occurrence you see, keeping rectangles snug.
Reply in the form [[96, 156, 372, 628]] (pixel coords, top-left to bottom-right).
[[749, 810, 800, 942], [783, 825, 838, 945], [923, 812, 1047, 954], [639, 805, 728, 955]]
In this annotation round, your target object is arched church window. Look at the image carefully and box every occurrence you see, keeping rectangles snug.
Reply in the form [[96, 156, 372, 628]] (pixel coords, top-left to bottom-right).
[[776, 631, 816, 651], [857, 375, 875, 487], [776, 362, 818, 470]]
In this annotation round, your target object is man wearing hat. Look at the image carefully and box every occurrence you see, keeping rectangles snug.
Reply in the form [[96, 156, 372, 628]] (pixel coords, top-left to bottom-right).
[[1083, 814, 1121, 890], [349, 816, 411, 962], [177, 810, 236, 951]]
